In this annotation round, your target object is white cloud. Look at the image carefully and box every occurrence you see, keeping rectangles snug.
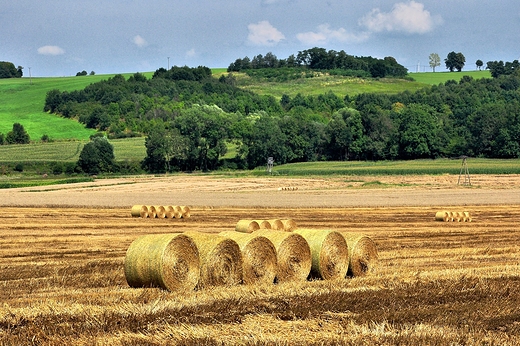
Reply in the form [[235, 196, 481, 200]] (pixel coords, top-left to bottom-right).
[[37, 45, 65, 56], [133, 35, 148, 48], [359, 1, 442, 34], [186, 48, 196, 58], [296, 24, 369, 45], [247, 20, 285, 46]]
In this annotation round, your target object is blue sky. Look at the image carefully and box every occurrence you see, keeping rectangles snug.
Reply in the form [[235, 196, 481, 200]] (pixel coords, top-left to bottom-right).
[[2, 0, 519, 76]]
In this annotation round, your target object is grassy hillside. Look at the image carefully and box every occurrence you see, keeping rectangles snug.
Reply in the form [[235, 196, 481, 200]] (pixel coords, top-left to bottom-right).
[[409, 70, 491, 85], [0, 72, 154, 141]]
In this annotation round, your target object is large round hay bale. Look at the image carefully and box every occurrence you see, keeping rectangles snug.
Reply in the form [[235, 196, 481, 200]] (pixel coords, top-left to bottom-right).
[[124, 233, 200, 291], [294, 229, 349, 280], [281, 219, 297, 232], [255, 220, 272, 229], [267, 219, 284, 231], [343, 233, 378, 277], [253, 230, 311, 283], [131, 205, 148, 218], [184, 232, 243, 288], [235, 220, 260, 233], [435, 211, 449, 222], [146, 206, 157, 219], [171, 206, 182, 219], [220, 231, 277, 285], [463, 211, 472, 222], [154, 205, 166, 219], [180, 206, 191, 218], [453, 211, 464, 222]]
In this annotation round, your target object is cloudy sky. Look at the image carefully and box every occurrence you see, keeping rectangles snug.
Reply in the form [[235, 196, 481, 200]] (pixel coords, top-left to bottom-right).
[[2, 0, 519, 76]]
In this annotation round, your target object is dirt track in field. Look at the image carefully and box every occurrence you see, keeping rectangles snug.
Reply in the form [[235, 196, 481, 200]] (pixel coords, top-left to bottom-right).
[[1, 174, 520, 208]]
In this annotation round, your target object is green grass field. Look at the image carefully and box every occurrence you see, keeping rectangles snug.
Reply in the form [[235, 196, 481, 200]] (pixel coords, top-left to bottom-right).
[[409, 70, 491, 84], [266, 158, 520, 176]]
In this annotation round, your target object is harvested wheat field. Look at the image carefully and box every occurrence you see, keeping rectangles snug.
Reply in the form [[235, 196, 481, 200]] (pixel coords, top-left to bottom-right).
[[0, 175, 519, 345]]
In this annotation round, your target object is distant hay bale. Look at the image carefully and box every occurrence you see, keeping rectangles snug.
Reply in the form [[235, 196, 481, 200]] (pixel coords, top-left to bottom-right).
[[131, 205, 148, 218], [165, 206, 176, 219], [146, 206, 157, 219], [124, 233, 200, 291], [253, 230, 311, 283], [454, 211, 463, 222], [180, 206, 191, 218], [463, 211, 472, 222], [220, 231, 277, 285], [281, 219, 297, 232], [294, 229, 349, 280], [184, 232, 243, 288], [235, 220, 260, 233], [154, 206, 166, 219], [343, 233, 378, 277], [171, 206, 183, 219], [255, 220, 272, 229], [267, 219, 284, 230], [435, 211, 449, 222]]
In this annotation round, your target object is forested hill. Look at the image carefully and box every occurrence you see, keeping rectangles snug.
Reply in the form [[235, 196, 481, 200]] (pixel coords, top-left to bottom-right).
[[44, 64, 520, 172]]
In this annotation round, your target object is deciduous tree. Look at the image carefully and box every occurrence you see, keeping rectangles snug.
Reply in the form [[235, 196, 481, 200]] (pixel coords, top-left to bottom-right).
[[429, 53, 440, 72]]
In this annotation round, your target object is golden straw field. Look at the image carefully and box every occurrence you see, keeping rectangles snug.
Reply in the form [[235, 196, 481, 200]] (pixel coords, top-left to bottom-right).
[[0, 175, 519, 345]]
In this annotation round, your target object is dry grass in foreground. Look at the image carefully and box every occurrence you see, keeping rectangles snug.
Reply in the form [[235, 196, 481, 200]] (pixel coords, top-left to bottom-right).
[[0, 206, 519, 345]]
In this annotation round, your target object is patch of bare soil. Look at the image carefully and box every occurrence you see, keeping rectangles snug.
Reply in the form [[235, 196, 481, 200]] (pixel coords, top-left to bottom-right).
[[1, 174, 520, 208]]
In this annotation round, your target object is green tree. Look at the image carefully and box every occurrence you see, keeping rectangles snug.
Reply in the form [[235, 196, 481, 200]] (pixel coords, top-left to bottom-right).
[[396, 104, 440, 159], [429, 53, 441, 72], [6, 123, 30, 144], [77, 137, 115, 174], [0, 61, 19, 78], [325, 108, 365, 160], [142, 124, 189, 173], [476, 59, 483, 71], [445, 51, 466, 72], [0, 133, 5, 145]]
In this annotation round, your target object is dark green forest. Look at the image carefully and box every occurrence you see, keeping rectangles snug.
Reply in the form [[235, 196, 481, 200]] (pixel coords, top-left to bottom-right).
[[44, 54, 520, 173]]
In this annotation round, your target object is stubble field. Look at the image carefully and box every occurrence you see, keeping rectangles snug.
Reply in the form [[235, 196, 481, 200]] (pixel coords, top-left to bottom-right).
[[0, 175, 519, 345]]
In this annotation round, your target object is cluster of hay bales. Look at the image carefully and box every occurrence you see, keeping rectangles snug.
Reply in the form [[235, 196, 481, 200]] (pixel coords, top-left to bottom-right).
[[235, 219, 297, 232], [277, 186, 298, 191], [435, 211, 472, 222], [124, 225, 378, 292], [131, 205, 190, 219]]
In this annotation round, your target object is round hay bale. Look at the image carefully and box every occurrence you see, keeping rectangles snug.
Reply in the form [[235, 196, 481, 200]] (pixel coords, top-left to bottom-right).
[[180, 206, 191, 218], [124, 233, 200, 291], [255, 220, 272, 229], [235, 220, 260, 233], [184, 231, 243, 288], [294, 229, 349, 280], [281, 219, 297, 232], [165, 205, 176, 219], [154, 205, 166, 219], [435, 211, 449, 222], [131, 205, 148, 218], [343, 233, 378, 277], [463, 211, 472, 222], [220, 231, 277, 285], [453, 211, 463, 222], [267, 219, 284, 231], [146, 206, 157, 219], [253, 230, 311, 283], [446, 211, 455, 222], [171, 206, 183, 219]]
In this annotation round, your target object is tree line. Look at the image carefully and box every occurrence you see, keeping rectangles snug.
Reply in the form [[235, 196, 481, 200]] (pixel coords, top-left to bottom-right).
[[227, 47, 408, 78], [43, 62, 520, 174], [0, 61, 23, 78]]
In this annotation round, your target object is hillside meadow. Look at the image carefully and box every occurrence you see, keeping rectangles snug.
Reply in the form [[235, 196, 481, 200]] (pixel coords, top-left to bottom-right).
[[1, 69, 489, 143]]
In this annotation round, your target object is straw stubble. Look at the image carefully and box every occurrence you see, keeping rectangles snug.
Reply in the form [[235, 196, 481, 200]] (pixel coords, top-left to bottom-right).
[[220, 231, 277, 285], [294, 229, 349, 280], [124, 233, 200, 292]]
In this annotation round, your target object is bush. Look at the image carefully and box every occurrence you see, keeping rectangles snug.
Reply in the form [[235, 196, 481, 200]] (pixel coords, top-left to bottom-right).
[[14, 163, 24, 172]]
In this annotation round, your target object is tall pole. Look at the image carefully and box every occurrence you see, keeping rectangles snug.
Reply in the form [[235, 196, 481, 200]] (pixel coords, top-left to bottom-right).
[[28, 67, 32, 85]]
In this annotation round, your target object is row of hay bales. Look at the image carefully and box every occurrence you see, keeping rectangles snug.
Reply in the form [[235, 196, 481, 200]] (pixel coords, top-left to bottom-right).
[[124, 229, 378, 292], [235, 219, 297, 232], [131, 205, 190, 219], [277, 186, 298, 191], [435, 211, 472, 222]]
